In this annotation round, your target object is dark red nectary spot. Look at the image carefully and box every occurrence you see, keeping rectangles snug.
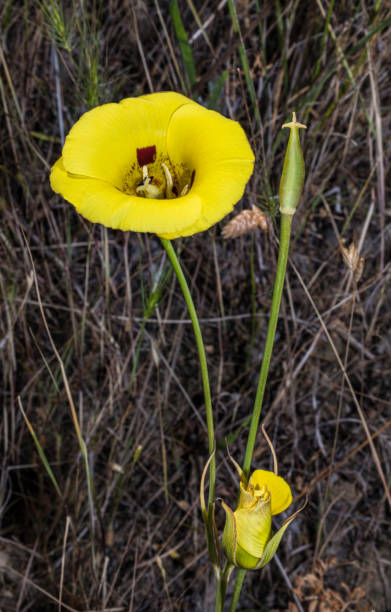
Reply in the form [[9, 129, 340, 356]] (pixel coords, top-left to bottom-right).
[[137, 146, 156, 166]]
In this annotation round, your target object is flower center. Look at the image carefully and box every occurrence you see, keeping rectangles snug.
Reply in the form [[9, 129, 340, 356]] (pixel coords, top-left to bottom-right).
[[254, 485, 270, 503], [122, 145, 193, 200]]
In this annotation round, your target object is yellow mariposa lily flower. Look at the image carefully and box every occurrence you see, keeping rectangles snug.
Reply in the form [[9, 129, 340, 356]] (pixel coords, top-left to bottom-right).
[[50, 92, 254, 239], [222, 461, 302, 570]]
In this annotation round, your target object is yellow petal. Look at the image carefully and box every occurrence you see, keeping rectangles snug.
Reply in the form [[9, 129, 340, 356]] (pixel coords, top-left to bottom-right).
[[238, 481, 258, 510], [62, 92, 192, 189], [167, 102, 255, 166], [139, 91, 195, 109], [235, 501, 271, 559], [161, 103, 254, 237], [250, 470, 292, 516], [159, 159, 254, 239], [50, 158, 202, 234], [52, 93, 254, 237]]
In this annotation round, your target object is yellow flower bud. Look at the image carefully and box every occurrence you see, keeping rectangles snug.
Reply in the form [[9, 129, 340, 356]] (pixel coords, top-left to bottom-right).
[[222, 467, 298, 570]]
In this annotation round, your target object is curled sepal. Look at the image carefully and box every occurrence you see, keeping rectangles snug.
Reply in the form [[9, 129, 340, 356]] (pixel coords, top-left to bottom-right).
[[257, 498, 307, 568], [225, 439, 245, 481], [200, 448, 215, 522], [279, 112, 307, 215], [200, 449, 220, 574]]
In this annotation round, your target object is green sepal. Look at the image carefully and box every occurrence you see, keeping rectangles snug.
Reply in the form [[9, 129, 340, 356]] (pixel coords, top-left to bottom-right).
[[200, 449, 219, 572], [256, 515, 294, 568], [257, 499, 307, 569], [235, 542, 261, 570], [200, 449, 221, 579], [221, 500, 237, 567]]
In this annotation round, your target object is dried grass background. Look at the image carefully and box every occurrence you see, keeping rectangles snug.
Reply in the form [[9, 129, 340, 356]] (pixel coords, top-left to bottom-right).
[[1, 1, 390, 611]]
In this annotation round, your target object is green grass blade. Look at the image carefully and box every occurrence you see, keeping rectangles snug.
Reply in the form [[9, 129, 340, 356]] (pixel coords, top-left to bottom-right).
[[207, 71, 228, 110], [170, 0, 197, 90], [18, 397, 62, 499]]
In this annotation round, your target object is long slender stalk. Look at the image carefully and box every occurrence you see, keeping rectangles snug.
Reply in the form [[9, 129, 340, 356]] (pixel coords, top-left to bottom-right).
[[215, 562, 233, 612], [229, 568, 246, 612], [229, 213, 293, 611], [160, 239, 216, 510], [242, 213, 293, 477]]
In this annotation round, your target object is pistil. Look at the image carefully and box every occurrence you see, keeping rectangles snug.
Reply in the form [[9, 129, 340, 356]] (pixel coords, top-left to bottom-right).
[[136, 162, 190, 199], [136, 165, 164, 199]]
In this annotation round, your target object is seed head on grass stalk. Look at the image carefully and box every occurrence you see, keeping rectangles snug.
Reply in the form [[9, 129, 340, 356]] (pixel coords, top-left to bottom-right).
[[222, 205, 268, 238]]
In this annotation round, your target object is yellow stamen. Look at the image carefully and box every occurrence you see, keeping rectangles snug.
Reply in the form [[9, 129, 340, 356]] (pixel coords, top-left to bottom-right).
[[161, 162, 173, 191], [254, 485, 270, 502], [181, 184, 189, 196], [161, 162, 176, 199]]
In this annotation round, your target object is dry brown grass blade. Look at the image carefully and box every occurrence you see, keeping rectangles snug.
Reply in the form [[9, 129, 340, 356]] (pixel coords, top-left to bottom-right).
[[4, 566, 80, 612], [367, 38, 386, 272], [132, 6, 153, 93], [59, 515, 71, 612]]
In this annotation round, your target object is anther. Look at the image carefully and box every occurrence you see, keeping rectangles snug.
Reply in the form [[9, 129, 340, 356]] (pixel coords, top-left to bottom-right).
[[181, 184, 189, 196], [161, 162, 175, 199]]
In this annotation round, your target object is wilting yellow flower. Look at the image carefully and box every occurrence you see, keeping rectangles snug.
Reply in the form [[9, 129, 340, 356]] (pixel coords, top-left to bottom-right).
[[222, 466, 300, 570], [50, 92, 254, 239]]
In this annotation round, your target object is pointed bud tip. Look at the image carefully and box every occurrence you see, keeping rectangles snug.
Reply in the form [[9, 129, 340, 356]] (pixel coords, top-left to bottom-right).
[[282, 111, 307, 130]]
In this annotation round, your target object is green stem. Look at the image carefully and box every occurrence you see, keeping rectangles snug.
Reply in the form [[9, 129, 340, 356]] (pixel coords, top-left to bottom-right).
[[229, 213, 293, 612], [215, 562, 233, 612], [242, 213, 293, 478], [160, 239, 216, 511], [229, 568, 246, 612]]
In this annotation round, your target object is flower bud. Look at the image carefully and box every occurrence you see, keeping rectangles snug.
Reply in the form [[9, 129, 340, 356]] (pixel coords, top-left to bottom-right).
[[279, 112, 306, 215], [222, 467, 297, 570]]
